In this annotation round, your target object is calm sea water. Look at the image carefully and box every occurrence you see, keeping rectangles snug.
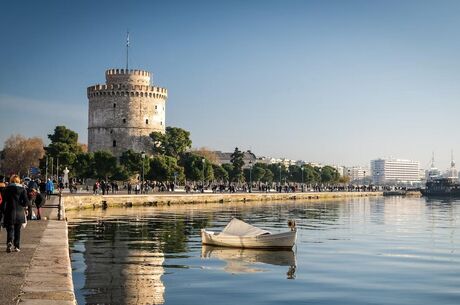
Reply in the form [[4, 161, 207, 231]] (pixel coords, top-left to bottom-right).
[[67, 197, 460, 305]]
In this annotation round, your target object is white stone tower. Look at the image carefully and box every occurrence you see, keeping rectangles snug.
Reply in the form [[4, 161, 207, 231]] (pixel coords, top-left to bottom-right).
[[87, 68, 167, 157]]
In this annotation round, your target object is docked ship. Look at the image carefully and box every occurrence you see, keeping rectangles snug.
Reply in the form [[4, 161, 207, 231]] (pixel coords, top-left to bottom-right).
[[421, 152, 460, 197], [421, 177, 460, 197]]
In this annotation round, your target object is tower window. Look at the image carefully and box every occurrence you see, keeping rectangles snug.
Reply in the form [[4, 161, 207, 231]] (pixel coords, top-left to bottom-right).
[[113, 140, 117, 147], [123, 118, 126, 123], [113, 103, 116, 108], [155, 105, 158, 109], [146, 119, 149, 124], [160, 121, 163, 125], [110, 130, 113, 134]]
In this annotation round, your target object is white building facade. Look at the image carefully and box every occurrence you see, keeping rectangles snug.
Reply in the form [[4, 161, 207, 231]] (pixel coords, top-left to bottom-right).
[[345, 166, 369, 182], [371, 158, 420, 185]]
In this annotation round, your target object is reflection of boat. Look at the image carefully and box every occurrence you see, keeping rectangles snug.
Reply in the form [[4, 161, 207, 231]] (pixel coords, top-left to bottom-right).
[[202, 245, 296, 278], [383, 190, 407, 196], [201, 218, 297, 249]]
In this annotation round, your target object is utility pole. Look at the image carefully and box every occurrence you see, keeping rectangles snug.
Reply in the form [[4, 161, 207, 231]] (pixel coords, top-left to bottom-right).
[[126, 31, 130, 70], [45, 156, 48, 180], [50, 157, 54, 181]]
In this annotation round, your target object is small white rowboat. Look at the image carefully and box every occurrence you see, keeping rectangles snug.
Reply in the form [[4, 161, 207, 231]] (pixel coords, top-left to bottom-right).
[[201, 218, 297, 249]]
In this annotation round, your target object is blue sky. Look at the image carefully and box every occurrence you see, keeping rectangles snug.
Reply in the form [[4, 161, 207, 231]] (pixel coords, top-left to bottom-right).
[[1, 0, 460, 169]]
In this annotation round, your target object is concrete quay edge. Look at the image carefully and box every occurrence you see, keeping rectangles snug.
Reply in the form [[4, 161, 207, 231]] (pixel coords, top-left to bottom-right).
[[62, 191, 384, 211], [18, 220, 77, 305]]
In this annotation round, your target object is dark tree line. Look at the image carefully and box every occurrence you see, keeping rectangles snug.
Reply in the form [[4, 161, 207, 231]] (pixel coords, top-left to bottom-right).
[[39, 126, 341, 185]]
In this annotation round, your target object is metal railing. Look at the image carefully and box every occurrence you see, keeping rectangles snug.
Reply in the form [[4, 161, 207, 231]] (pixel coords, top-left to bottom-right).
[[41, 192, 64, 220]]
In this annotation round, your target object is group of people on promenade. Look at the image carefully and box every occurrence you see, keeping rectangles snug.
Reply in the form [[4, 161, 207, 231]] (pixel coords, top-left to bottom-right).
[[69, 178, 384, 195], [0, 175, 54, 253]]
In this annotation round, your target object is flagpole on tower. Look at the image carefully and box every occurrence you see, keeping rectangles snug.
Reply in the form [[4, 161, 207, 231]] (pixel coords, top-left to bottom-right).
[[126, 30, 130, 70]]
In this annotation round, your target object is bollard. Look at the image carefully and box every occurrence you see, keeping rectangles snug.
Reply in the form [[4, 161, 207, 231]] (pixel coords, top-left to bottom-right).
[[58, 193, 62, 220]]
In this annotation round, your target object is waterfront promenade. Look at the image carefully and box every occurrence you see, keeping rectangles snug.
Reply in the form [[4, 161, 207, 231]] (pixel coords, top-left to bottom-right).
[[0, 197, 76, 305]]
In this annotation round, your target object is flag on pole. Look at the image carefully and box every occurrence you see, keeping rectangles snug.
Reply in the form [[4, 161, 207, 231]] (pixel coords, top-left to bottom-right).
[[126, 31, 130, 47]]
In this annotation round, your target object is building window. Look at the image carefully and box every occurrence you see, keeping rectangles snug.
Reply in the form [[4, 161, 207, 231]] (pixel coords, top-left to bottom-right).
[[113, 140, 117, 147], [155, 105, 158, 109], [123, 118, 126, 123], [146, 119, 149, 124], [160, 121, 163, 125], [113, 103, 116, 108], [110, 130, 113, 134]]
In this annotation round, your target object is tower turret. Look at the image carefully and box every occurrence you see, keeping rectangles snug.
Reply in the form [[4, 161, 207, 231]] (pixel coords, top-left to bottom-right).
[[87, 68, 167, 157]]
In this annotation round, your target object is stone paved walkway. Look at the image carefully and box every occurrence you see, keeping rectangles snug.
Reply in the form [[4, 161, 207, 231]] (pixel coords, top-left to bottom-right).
[[0, 196, 76, 305]]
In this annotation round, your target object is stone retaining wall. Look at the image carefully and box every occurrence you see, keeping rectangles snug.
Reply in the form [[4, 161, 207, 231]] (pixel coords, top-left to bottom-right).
[[63, 192, 383, 211]]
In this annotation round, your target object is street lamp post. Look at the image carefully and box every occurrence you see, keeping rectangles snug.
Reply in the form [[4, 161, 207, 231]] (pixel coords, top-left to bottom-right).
[[301, 166, 304, 192], [202, 158, 205, 193], [141, 151, 145, 194], [249, 161, 253, 193], [279, 164, 282, 192]]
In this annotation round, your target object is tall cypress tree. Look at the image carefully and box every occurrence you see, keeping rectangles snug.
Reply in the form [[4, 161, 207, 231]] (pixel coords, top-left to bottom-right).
[[230, 147, 245, 183]]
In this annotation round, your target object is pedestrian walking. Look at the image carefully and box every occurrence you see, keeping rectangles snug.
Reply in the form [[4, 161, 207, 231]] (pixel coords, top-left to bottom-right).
[[1, 175, 29, 253], [45, 179, 54, 199]]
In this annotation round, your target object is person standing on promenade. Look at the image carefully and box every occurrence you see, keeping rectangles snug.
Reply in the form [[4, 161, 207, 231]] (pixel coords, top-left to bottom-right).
[[34, 190, 45, 220], [45, 179, 54, 199], [0, 176, 7, 224], [1, 175, 29, 253]]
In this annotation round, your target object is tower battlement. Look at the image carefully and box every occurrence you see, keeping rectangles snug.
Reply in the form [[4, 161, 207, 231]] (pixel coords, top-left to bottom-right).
[[105, 68, 151, 85], [87, 84, 167, 99]]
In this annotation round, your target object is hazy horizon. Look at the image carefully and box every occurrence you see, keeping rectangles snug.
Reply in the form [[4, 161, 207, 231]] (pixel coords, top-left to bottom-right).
[[1, 0, 460, 170]]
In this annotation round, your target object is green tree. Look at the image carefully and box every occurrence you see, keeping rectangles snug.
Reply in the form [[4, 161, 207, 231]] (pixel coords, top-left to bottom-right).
[[180, 152, 214, 183], [302, 165, 320, 184], [230, 147, 245, 182], [320, 166, 340, 183], [222, 163, 234, 181], [73, 152, 95, 179], [93, 151, 117, 180], [268, 163, 288, 184], [111, 165, 130, 181], [249, 163, 267, 182], [45, 126, 83, 175], [147, 155, 185, 182], [149, 127, 192, 158], [119, 150, 150, 177], [212, 164, 228, 182], [262, 168, 274, 183]]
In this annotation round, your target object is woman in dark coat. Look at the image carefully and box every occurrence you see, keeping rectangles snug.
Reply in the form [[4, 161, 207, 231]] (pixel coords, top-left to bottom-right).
[[1, 175, 29, 252]]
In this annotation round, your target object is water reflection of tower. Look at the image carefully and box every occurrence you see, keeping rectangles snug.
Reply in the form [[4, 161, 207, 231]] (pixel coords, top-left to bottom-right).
[[83, 220, 165, 305]]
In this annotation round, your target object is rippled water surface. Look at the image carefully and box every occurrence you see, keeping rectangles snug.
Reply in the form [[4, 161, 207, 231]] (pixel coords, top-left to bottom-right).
[[67, 197, 460, 305]]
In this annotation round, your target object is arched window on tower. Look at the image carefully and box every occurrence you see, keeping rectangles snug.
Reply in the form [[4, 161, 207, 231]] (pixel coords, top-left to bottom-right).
[[113, 103, 116, 108], [113, 140, 117, 147], [123, 118, 126, 123], [146, 119, 149, 124]]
